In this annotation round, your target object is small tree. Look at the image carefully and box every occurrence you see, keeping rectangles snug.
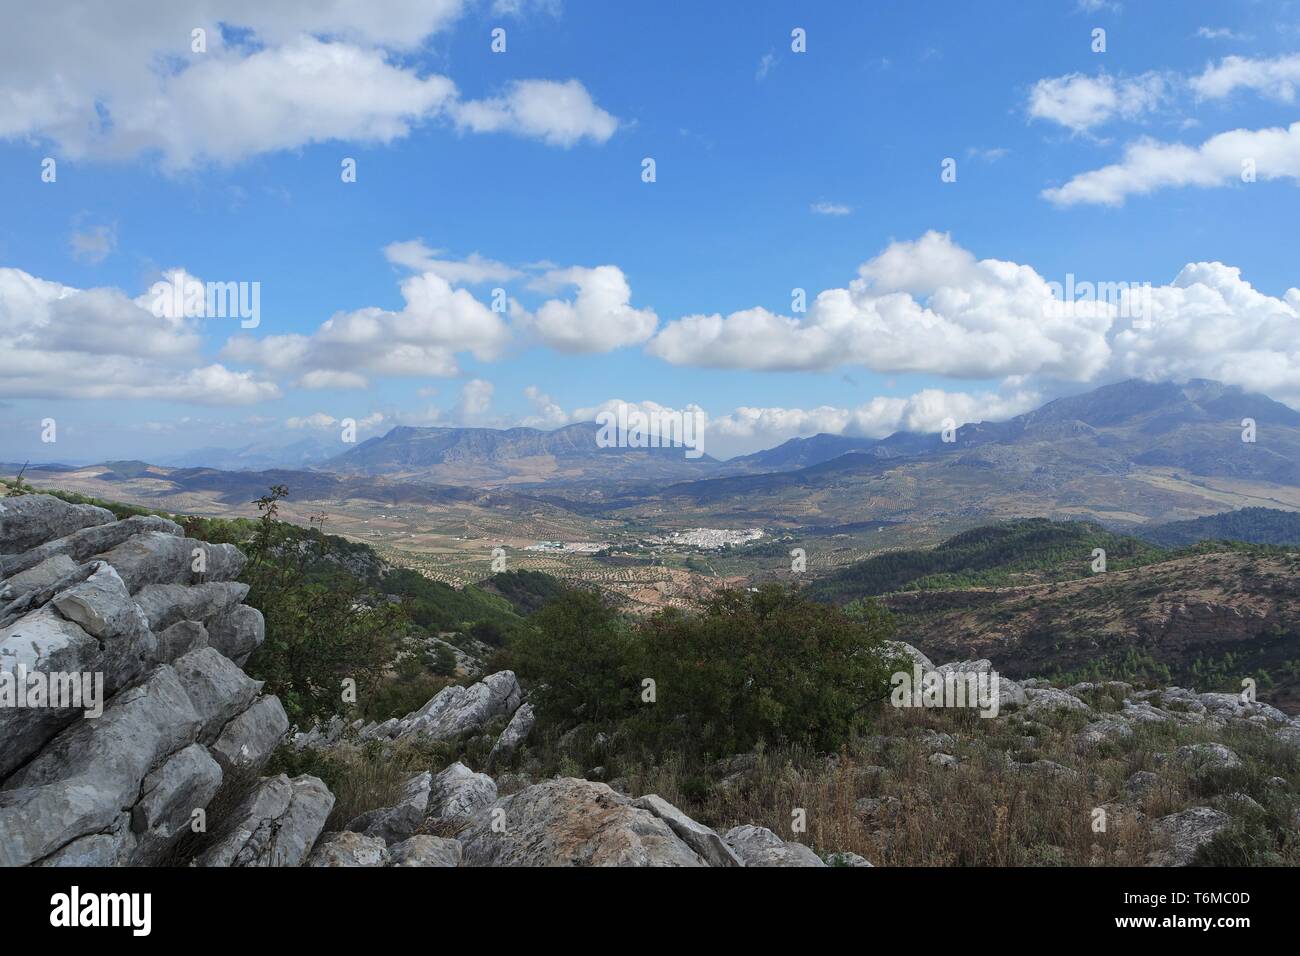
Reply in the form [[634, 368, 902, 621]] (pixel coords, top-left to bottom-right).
[[639, 584, 899, 752], [512, 588, 641, 724], [238, 486, 411, 725]]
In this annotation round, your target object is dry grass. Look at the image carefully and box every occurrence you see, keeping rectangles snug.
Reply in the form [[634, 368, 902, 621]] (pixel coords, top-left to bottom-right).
[[268, 687, 1300, 866], [519, 694, 1300, 866]]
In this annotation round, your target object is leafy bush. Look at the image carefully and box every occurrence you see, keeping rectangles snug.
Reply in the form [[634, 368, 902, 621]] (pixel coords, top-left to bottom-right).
[[514, 584, 899, 756]]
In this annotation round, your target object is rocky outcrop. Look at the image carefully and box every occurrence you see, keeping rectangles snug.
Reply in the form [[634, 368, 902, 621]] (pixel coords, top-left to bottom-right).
[[346, 771, 432, 844], [632, 793, 743, 867], [458, 778, 710, 867], [724, 825, 826, 867], [427, 761, 497, 821], [294, 670, 525, 749], [487, 701, 535, 767], [0, 494, 319, 868], [1147, 807, 1230, 866], [195, 774, 334, 867]]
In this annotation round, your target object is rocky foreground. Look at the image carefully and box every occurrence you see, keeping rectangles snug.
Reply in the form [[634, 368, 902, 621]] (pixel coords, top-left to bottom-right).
[[3, 494, 1298, 867]]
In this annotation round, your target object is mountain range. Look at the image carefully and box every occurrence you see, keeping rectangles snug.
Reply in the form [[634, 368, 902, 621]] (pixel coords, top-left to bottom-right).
[[7, 379, 1298, 535]]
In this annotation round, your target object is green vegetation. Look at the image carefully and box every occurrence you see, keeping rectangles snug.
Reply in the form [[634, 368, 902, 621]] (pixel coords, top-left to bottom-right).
[[482, 569, 572, 615], [806, 518, 1168, 603], [512, 583, 901, 755], [1137, 507, 1300, 548]]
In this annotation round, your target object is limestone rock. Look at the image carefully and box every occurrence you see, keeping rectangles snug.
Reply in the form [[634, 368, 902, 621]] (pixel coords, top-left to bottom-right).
[[1024, 687, 1091, 717], [723, 825, 825, 867], [1, 554, 79, 602], [307, 831, 390, 867], [196, 774, 333, 867], [487, 701, 535, 766], [632, 793, 742, 867], [133, 582, 250, 632], [0, 495, 114, 555], [428, 762, 497, 821], [1148, 807, 1230, 866], [459, 778, 706, 867], [347, 771, 433, 845], [389, 835, 463, 867], [395, 670, 522, 742], [209, 695, 288, 773], [0, 665, 201, 867], [129, 743, 223, 864]]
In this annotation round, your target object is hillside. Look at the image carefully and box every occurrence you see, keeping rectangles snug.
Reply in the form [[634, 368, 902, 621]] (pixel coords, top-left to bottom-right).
[[604, 379, 1300, 529], [805, 518, 1165, 602], [1137, 507, 1300, 548], [880, 549, 1300, 712], [324, 422, 721, 486]]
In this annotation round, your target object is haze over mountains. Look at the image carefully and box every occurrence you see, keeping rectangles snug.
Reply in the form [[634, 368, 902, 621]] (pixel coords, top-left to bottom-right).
[[8, 379, 1299, 534]]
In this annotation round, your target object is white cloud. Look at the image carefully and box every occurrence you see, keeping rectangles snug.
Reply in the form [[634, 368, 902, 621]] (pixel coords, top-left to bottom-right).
[[452, 79, 618, 147], [0, 2, 616, 166], [297, 370, 369, 390], [286, 412, 338, 429], [491, 0, 562, 15], [756, 52, 776, 81], [224, 270, 513, 383], [811, 201, 852, 216], [0, 266, 279, 404], [647, 232, 1112, 381], [1028, 71, 1168, 133], [1196, 27, 1246, 41], [1191, 54, 1300, 102], [523, 265, 658, 352], [712, 386, 1042, 447], [1042, 121, 1300, 206], [286, 410, 385, 431], [557, 386, 1043, 458], [115, 38, 456, 170], [521, 385, 569, 428], [1106, 261, 1300, 406], [383, 240, 521, 285], [644, 232, 1300, 409], [452, 378, 495, 423]]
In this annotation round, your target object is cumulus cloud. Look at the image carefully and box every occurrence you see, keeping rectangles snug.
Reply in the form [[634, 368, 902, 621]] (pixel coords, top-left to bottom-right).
[[647, 232, 1112, 381], [644, 232, 1300, 409], [1042, 122, 1300, 206], [1028, 71, 1168, 133], [522, 265, 658, 353], [383, 240, 521, 285], [223, 271, 513, 385], [521, 385, 569, 428], [452, 378, 495, 422], [708, 386, 1043, 450], [552, 386, 1043, 459], [0, 2, 616, 167], [1106, 261, 1300, 406], [0, 266, 279, 404], [452, 79, 618, 147], [285, 412, 340, 430], [1191, 54, 1300, 102]]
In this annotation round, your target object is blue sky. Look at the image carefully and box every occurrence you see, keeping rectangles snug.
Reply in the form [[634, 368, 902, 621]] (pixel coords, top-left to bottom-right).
[[1, 0, 1298, 463]]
